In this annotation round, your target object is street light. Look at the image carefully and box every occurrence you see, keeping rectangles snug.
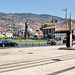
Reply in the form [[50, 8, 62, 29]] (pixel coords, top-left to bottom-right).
[[62, 8, 67, 30]]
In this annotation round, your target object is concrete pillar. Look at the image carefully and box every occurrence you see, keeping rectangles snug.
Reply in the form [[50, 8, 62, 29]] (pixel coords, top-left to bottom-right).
[[70, 31, 72, 47], [66, 31, 72, 48]]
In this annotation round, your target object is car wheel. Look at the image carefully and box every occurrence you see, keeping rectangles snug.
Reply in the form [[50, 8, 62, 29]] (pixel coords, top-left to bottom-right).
[[14, 44, 17, 47], [2, 44, 5, 47], [54, 43, 56, 45], [51, 43, 53, 45]]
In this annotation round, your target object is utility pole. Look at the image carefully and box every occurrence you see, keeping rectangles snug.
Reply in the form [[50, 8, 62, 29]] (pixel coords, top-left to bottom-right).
[[69, 13, 71, 30], [66, 8, 67, 30], [63, 8, 67, 30], [69, 13, 72, 47], [66, 13, 72, 48]]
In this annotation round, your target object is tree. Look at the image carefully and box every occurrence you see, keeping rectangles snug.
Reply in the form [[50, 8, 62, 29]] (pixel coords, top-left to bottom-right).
[[13, 33, 18, 36], [40, 24, 49, 31], [47, 33, 53, 39], [34, 35, 37, 38], [40, 24, 55, 31]]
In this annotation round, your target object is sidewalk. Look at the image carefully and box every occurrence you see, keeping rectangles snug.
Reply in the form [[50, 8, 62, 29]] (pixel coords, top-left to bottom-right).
[[0, 45, 75, 75]]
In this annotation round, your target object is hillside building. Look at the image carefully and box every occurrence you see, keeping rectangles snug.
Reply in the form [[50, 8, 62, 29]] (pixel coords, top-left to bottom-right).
[[0, 27, 13, 38], [30, 30, 43, 38]]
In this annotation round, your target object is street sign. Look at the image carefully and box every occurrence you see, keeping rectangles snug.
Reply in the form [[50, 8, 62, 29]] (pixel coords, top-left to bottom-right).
[[19, 30, 22, 34]]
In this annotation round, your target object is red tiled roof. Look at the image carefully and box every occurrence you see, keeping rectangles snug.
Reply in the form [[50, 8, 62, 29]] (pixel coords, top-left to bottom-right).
[[0, 30, 5, 32], [56, 28, 74, 31], [30, 31, 43, 34], [30, 31, 36, 33], [0, 27, 5, 29]]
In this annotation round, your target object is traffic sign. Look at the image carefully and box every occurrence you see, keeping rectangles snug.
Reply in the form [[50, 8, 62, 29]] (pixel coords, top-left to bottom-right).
[[19, 30, 22, 34]]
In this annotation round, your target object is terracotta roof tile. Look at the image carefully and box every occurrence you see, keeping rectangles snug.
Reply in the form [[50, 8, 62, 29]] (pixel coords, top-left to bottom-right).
[[30, 31, 43, 34], [0, 27, 5, 29], [56, 28, 74, 31]]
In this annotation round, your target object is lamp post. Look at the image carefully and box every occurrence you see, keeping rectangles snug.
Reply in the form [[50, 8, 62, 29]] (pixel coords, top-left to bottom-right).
[[63, 8, 67, 30], [63, 8, 72, 48]]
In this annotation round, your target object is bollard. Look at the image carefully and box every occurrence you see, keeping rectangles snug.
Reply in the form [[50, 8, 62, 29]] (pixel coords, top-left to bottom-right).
[[18, 43, 20, 48], [39, 42, 40, 46], [9, 43, 10, 48], [32, 43, 33, 47], [25, 43, 26, 47]]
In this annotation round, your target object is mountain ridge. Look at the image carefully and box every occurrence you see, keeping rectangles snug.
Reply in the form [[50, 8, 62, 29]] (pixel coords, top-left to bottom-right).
[[0, 12, 73, 31]]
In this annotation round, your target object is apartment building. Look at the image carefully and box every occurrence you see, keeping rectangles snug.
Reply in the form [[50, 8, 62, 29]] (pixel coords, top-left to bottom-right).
[[0, 27, 13, 38], [43, 26, 58, 38]]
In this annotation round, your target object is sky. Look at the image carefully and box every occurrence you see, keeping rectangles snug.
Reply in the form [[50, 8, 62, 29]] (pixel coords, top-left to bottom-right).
[[0, 0, 75, 19]]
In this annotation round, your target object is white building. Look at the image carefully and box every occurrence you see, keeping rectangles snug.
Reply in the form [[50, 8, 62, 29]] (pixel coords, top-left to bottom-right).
[[43, 25, 75, 40], [55, 28, 74, 40], [43, 26, 58, 38]]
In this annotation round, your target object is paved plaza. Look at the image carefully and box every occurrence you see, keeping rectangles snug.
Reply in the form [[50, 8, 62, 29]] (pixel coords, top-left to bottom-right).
[[0, 45, 75, 75]]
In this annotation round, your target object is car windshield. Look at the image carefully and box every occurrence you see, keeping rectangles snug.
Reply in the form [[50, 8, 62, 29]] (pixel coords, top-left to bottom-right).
[[1, 40, 12, 43], [0, 40, 2, 43], [50, 39, 52, 41], [7, 40, 12, 43], [2, 40, 8, 42]]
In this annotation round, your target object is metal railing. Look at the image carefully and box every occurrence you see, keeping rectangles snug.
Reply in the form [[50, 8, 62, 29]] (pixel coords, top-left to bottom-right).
[[0, 42, 66, 48], [16, 42, 66, 48]]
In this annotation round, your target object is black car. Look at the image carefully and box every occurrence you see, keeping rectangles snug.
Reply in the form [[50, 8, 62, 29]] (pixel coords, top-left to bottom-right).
[[0, 40, 17, 47]]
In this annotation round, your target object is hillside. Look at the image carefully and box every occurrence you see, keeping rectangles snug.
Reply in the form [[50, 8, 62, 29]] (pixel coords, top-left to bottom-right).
[[0, 12, 74, 31]]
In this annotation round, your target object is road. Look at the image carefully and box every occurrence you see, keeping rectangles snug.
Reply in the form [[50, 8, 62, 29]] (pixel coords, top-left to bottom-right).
[[0, 46, 75, 75], [0, 53, 75, 73]]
